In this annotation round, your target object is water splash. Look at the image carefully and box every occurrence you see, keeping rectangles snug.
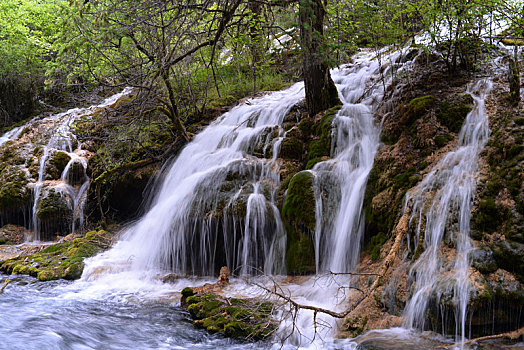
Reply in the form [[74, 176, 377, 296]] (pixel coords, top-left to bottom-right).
[[402, 79, 493, 345]]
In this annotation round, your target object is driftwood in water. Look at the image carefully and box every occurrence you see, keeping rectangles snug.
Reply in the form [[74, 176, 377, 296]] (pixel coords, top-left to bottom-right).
[[0, 278, 9, 294], [445, 326, 524, 348]]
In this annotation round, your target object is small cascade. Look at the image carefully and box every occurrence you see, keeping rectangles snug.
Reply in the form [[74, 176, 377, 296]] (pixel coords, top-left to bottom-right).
[[0, 88, 132, 241], [273, 48, 419, 347], [402, 79, 493, 344], [310, 49, 416, 273]]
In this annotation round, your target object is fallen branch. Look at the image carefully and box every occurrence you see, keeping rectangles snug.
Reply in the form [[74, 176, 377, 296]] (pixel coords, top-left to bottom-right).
[[0, 278, 9, 294], [445, 326, 524, 348], [260, 210, 410, 319]]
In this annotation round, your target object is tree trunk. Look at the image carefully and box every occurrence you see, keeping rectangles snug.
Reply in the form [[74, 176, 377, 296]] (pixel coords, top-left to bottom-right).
[[161, 73, 190, 142], [299, 0, 340, 117], [509, 50, 521, 103]]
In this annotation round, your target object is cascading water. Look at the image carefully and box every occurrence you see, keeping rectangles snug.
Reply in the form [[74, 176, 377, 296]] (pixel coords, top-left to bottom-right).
[[81, 48, 419, 348], [0, 88, 132, 240], [83, 83, 305, 278], [272, 48, 420, 347], [402, 79, 493, 345]]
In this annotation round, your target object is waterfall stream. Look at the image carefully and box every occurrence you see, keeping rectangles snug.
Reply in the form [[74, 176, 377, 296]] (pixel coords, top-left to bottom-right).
[[402, 79, 493, 345]]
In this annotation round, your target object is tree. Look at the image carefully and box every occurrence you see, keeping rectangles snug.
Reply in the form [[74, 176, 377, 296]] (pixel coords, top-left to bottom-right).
[[298, 0, 340, 116], [56, 0, 244, 142]]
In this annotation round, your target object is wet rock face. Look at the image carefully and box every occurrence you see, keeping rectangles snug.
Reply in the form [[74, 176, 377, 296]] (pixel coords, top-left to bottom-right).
[[282, 171, 316, 275], [0, 225, 31, 245], [45, 151, 71, 180]]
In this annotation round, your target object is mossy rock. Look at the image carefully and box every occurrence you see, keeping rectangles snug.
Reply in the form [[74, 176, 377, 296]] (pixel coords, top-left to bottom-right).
[[181, 291, 276, 340], [281, 171, 316, 230], [0, 166, 30, 211], [471, 198, 505, 234], [434, 133, 453, 147], [281, 171, 316, 274], [368, 232, 388, 261], [492, 240, 524, 283], [36, 188, 72, 222], [404, 95, 435, 125], [437, 95, 473, 133], [0, 230, 111, 281], [46, 151, 71, 180], [280, 136, 304, 160], [305, 105, 340, 165]]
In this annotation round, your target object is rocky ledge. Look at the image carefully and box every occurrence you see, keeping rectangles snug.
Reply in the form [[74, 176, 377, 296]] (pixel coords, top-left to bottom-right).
[[0, 230, 112, 281]]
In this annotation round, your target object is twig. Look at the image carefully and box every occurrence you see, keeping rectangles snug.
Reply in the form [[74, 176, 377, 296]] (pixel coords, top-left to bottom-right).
[[0, 278, 10, 294]]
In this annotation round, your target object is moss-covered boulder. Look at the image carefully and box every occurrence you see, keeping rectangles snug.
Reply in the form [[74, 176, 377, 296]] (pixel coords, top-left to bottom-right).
[[436, 94, 473, 133], [36, 188, 72, 237], [305, 105, 340, 169], [0, 166, 30, 212], [0, 230, 112, 281], [181, 288, 276, 340], [45, 151, 71, 180], [281, 171, 316, 274]]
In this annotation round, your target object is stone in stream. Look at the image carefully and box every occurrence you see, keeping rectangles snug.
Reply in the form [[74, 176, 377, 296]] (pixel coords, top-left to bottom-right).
[[180, 266, 275, 340]]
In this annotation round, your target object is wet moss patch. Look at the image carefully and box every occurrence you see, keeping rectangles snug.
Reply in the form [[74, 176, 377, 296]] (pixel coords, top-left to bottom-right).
[[0, 230, 112, 281], [180, 288, 276, 340]]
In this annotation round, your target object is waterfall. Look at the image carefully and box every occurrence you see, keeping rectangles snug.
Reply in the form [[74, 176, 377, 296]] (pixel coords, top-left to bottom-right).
[[0, 88, 132, 240], [271, 48, 420, 347], [310, 49, 417, 273], [83, 83, 306, 278], [402, 79, 493, 344]]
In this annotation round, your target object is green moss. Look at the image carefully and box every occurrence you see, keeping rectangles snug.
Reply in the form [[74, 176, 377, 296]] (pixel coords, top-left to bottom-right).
[[434, 133, 453, 147], [305, 105, 341, 165], [280, 136, 304, 160], [368, 232, 388, 261], [515, 117, 524, 126], [181, 292, 276, 340], [472, 198, 504, 233], [281, 171, 316, 230], [0, 230, 111, 281], [0, 166, 30, 211], [0, 237, 7, 245], [437, 96, 473, 133], [405, 95, 435, 125], [36, 189, 72, 221], [46, 151, 71, 180]]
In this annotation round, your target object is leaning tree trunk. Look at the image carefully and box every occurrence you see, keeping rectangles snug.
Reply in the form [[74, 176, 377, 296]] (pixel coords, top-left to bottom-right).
[[299, 0, 340, 117], [509, 49, 521, 103]]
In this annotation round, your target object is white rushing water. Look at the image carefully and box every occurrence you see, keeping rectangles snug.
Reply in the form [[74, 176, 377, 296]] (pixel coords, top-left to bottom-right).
[[84, 82, 305, 279], [402, 79, 493, 345], [30, 88, 133, 240]]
